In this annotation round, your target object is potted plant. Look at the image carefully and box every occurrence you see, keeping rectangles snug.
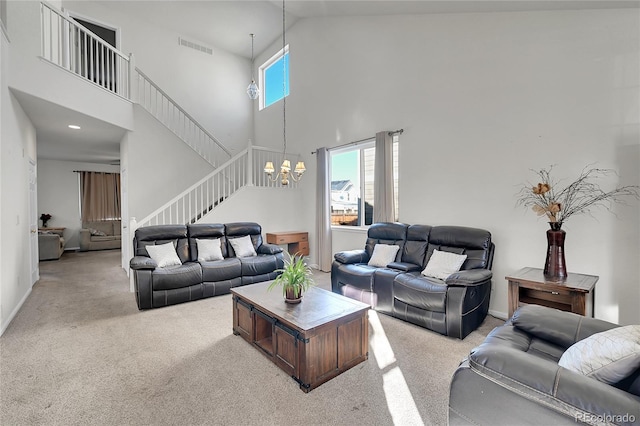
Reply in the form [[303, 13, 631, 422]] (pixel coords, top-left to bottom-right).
[[268, 252, 315, 304]]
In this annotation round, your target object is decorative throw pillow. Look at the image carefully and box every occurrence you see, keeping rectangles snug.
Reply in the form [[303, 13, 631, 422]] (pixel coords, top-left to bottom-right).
[[421, 249, 467, 280], [558, 325, 640, 385], [196, 238, 224, 262], [145, 242, 182, 268], [89, 228, 107, 236], [367, 244, 400, 267], [229, 235, 257, 258]]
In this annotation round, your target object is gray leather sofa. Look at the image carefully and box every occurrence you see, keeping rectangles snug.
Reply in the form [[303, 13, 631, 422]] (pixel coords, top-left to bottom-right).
[[449, 305, 640, 425], [130, 222, 284, 310], [331, 222, 494, 339]]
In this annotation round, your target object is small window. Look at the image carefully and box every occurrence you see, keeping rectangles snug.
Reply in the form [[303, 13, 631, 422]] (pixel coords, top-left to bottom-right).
[[259, 45, 289, 110]]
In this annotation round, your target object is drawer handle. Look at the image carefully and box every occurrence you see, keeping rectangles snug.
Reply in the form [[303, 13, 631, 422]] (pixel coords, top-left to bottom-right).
[[551, 291, 559, 295]]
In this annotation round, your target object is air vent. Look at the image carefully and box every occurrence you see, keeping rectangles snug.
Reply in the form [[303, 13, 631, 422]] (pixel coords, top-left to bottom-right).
[[178, 37, 213, 55]]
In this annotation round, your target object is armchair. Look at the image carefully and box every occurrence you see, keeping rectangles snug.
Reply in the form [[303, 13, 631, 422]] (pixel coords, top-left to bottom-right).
[[449, 305, 640, 425]]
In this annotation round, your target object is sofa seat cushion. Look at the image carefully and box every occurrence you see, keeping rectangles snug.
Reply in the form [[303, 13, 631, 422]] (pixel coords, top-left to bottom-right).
[[90, 235, 120, 242], [334, 263, 378, 292], [393, 272, 447, 313], [240, 255, 280, 277], [152, 263, 202, 291], [201, 257, 242, 282]]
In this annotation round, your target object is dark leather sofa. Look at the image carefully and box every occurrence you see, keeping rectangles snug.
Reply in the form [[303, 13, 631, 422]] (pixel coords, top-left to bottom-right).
[[331, 222, 494, 339], [130, 222, 284, 310], [449, 305, 640, 425]]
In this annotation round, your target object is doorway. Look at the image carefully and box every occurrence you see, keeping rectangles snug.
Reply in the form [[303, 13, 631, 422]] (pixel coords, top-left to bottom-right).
[[68, 14, 120, 92]]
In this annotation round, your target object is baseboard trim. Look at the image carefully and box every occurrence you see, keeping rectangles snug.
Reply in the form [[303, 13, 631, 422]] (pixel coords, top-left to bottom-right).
[[489, 309, 508, 321], [0, 286, 32, 337]]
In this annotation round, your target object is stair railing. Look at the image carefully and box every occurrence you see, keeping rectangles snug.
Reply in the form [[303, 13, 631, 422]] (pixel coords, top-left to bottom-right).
[[40, 2, 130, 98], [130, 144, 300, 232], [134, 68, 232, 168]]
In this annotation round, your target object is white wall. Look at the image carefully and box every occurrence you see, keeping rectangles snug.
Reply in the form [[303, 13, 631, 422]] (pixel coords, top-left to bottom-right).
[[7, 1, 133, 131], [1, 32, 38, 334], [200, 186, 307, 253], [127, 105, 214, 222], [254, 9, 640, 324], [63, 0, 253, 154], [37, 159, 120, 250]]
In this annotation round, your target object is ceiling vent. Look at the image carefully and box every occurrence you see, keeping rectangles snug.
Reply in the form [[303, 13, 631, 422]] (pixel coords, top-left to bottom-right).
[[178, 37, 213, 55]]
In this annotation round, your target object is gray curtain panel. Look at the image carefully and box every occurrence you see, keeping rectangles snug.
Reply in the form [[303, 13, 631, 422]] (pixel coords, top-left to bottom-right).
[[374, 131, 395, 223], [315, 147, 333, 272]]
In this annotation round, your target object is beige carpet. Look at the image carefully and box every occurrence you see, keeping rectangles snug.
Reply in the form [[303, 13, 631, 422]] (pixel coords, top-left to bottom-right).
[[0, 250, 503, 426]]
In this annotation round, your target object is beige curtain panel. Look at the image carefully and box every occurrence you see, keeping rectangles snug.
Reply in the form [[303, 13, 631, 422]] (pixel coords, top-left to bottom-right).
[[80, 171, 121, 222]]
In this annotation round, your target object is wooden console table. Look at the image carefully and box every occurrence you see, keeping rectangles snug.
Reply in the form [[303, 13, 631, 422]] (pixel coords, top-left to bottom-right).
[[231, 281, 369, 392], [266, 231, 309, 256], [506, 267, 598, 318]]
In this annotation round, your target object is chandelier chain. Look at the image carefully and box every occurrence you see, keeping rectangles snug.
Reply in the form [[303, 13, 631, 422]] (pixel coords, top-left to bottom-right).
[[282, 0, 286, 159], [250, 34, 255, 79]]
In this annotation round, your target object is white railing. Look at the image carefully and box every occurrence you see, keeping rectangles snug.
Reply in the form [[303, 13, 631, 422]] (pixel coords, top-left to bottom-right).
[[40, 2, 130, 98], [131, 145, 300, 231], [135, 68, 231, 168], [39, 2, 232, 169]]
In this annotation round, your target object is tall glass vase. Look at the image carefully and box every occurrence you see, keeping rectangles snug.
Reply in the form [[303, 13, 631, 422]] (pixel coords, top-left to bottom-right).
[[544, 222, 567, 279]]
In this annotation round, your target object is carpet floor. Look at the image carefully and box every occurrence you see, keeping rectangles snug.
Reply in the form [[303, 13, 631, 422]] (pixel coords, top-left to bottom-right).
[[0, 250, 503, 426]]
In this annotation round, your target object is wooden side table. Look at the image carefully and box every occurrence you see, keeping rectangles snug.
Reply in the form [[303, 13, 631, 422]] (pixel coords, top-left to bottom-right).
[[266, 231, 309, 256], [506, 267, 598, 318]]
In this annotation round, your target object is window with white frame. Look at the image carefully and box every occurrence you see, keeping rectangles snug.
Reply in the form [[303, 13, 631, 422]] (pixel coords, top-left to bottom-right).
[[330, 137, 399, 227], [259, 45, 289, 110]]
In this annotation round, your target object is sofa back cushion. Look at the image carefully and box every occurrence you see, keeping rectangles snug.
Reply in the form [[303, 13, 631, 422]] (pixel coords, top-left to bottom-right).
[[426, 226, 493, 270], [401, 225, 431, 266], [365, 222, 407, 262], [225, 222, 262, 257], [133, 225, 190, 264], [112, 220, 121, 236], [187, 223, 227, 261], [84, 220, 114, 236]]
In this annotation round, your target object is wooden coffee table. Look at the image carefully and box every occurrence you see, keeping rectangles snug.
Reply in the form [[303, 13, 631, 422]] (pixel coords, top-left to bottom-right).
[[231, 281, 369, 392]]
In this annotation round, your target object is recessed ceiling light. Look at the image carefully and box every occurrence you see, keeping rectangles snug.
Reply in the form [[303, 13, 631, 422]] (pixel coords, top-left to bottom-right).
[[68, 124, 81, 130]]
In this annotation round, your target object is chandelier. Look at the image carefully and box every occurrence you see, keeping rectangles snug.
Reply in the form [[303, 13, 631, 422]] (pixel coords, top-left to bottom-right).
[[264, 0, 305, 185], [246, 34, 260, 100]]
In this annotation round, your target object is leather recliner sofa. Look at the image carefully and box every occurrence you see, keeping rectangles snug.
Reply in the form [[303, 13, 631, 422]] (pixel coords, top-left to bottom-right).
[[449, 305, 640, 425], [331, 222, 494, 339], [130, 222, 284, 310]]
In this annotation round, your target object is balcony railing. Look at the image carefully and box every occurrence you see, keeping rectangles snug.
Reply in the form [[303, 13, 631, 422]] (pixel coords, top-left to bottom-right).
[[40, 2, 130, 98]]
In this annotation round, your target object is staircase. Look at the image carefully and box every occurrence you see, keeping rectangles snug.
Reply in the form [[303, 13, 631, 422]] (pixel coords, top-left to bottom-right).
[[39, 1, 302, 232]]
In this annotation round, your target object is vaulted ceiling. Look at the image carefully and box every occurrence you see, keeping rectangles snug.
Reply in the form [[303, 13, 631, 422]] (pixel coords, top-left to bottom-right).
[[27, 0, 639, 164]]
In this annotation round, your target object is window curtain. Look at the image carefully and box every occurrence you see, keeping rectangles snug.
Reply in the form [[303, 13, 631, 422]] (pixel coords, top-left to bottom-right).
[[373, 131, 395, 223], [80, 171, 121, 222], [316, 147, 333, 272]]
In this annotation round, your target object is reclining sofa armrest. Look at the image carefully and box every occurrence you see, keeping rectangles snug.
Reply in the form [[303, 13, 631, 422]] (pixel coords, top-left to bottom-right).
[[511, 305, 618, 348], [258, 243, 284, 255], [130, 256, 157, 270], [387, 262, 422, 272], [334, 249, 369, 265], [469, 345, 640, 422], [445, 269, 492, 286]]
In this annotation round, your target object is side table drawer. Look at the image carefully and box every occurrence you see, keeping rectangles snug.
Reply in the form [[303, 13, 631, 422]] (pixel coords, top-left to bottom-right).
[[290, 241, 310, 256], [519, 288, 572, 311]]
